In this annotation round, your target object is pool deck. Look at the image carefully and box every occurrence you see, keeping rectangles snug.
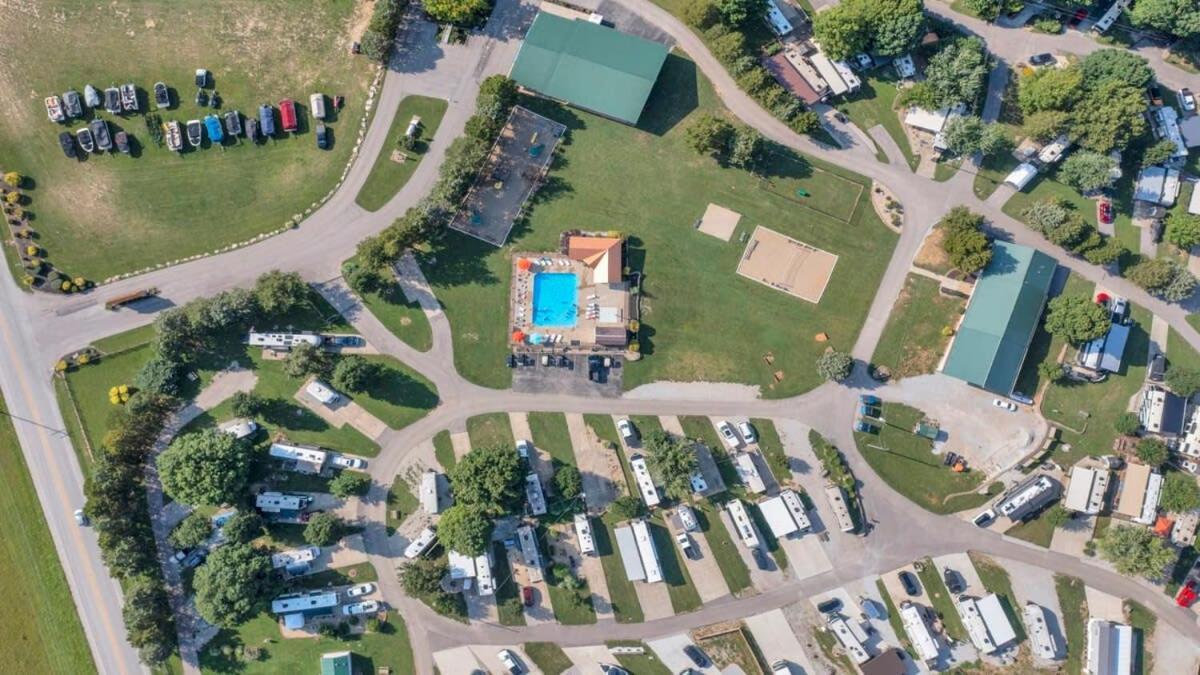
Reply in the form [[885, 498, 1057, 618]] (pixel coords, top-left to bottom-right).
[[510, 253, 630, 352]]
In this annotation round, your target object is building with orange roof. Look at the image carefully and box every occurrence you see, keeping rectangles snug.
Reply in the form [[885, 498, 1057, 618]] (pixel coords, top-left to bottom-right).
[[566, 235, 622, 285]]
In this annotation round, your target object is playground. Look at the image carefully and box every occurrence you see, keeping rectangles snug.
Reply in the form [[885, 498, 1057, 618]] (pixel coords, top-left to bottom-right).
[[736, 226, 838, 303], [448, 105, 565, 246]]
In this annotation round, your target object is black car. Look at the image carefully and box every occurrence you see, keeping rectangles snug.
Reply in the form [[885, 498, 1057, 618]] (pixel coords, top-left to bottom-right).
[[944, 568, 965, 594], [1029, 53, 1055, 66], [506, 354, 517, 368], [899, 570, 920, 596], [683, 645, 710, 668], [316, 123, 329, 150], [557, 354, 570, 368], [196, 88, 208, 107], [816, 597, 842, 614], [752, 547, 770, 570], [58, 131, 76, 158]]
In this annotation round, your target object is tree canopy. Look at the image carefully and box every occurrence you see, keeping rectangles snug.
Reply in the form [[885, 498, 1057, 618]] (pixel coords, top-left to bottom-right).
[[1127, 258, 1197, 302], [168, 512, 212, 550], [1098, 523, 1176, 579], [1161, 472, 1200, 513], [941, 116, 1010, 157], [222, 512, 264, 545], [423, 0, 490, 25], [1166, 212, 1200, 251], [1167, 367, 1200, 397], [1059, 152, 1119, 194], [923, 37, 990, 108], [1017, 66, 1084, 116], [1079, 49, 1155, 90], [303, 512, 345, 547], [1072, 81, 1148, 153], [554, 465, 583, 499], [817, 350, 854, 382], [812, 0, 925, 60], [645, 430, 699, 502], [436, 504, 493, 556], [157, 429, 253, 507], [685, 113, 735, 159], [330, 471, 371, 498], [1129, 0, 1200, 39], [1043, 295, 1111, 344], [449, 444, 525, 515], [193, 544, 276, 627], [1135, 438, 1169, 466], [254, 270, 309, 316], [332, 355, 384, 393], [938, 206, 993, 275], [715, 0, 767, 25]]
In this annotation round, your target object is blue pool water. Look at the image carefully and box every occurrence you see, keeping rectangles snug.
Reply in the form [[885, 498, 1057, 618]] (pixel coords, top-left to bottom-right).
[[532, 273, 578, 327]]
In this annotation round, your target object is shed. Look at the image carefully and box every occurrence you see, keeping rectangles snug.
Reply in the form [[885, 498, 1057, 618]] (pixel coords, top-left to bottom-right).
[[1004, 162, 1038, 191], [1181, 114, 1200, 148], [941, 242, 1057, 394], [508, 12, 668, 125]]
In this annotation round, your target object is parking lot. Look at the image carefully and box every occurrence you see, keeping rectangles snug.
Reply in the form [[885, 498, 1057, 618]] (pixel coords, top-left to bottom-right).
[[512, 352, 623, 397]]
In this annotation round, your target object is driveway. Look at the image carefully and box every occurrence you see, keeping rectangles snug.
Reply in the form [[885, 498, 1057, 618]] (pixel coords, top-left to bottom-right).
[[646, 633, 718, 675], [565, 413, 624, 511], [562, 644, 618, 674], [743, 608, 818, 675], [997, 556, 1067, 663], [664, 507, 731, 602], [294, 380, 388, 440], [719, 507, 787, 591], [778, 533, 833, 582], [510, 412, 555, 490], [931, 553, 987, 598]]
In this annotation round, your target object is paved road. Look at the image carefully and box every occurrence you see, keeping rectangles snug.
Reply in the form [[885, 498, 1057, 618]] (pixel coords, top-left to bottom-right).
[[3, 1, 1200, 672]]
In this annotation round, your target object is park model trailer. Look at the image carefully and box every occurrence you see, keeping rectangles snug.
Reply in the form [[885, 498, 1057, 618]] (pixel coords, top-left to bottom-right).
[[279, 98, 298, 132]]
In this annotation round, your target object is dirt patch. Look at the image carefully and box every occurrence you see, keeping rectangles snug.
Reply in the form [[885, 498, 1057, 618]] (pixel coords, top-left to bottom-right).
[[693, 625, 765, 675], [913, 226, 953, 275], [348, 0, 376, 43]]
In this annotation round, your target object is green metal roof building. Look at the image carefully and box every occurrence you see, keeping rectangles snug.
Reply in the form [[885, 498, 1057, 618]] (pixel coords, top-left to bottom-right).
[[941, 242, 1057, 394], [509, 12, 669, 125]]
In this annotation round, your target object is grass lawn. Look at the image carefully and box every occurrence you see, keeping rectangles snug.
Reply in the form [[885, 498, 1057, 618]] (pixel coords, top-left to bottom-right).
[[420, 54, 896, 396], [1002, 165, 1138, 256], [0, 0, 373, 282], [492, 542, 526, 626], [837, 74, 919, 169], [695, 500, 752, 595], [523, 642, 573, 675], [854, 403, 986, 514], [595, 515, 644, 623], [349, 256, 433, 352], [1055, 574, 1088, 675], [751, 418, 789, 483], [748, 502, 788, 570], [291, 561, 378, 591], [812, 623, 857, 673], [386, 475, 418, 534], [466, 412, 515, 449], [915, 559, 968, 642], [1125, 600, 1156, 675], [1006, 511, 1057, 547], [610, 641, 672, 675], [61, 344, 151, 458], [649, 517, 703, 613], [933, 157, 961, 182], [354, 96, 448, 211], [1168, 326, 1200, 372], [199, 612, 413, 675], [345, 354, 438, 430], [528, 412, 576, 468], [0, 397, 95, 674], [875, 579, 916, 658], [93, 324, 157, 354], [969, 553, 1027, 642], [1041, 301, 1151, 467], [870, 274, 965, 379], [544, 564, 597, 625], [631, 415, 665, 438], [433, 430, 456, 471], [1015, 272, 1090, 396]]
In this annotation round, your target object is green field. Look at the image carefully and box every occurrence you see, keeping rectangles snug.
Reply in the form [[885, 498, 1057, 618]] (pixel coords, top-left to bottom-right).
[[0, 0, 374, 281], [420, 55, 896, 395], [1056, 574, 1088, 675], [543, 559, 597, 625], [528, 412, 576, 468], [355, 96, 449, 211], [649, 517, 703, 613], [871, 274, 965, 379], [344, 354, 438, 430], [854, 403, 987, 513], [0, 396, 96, 673], [433, 429, 456, 470], [347, 255, 433, 352], [1006, 511, 1057, 547], [838, 75, 918, 169], [466, 412, 515, 448]]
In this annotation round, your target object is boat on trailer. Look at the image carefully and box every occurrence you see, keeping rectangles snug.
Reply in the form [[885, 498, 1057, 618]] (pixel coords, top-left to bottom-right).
[[165, 120, 183, 152], [120, 83, 138, 112], [45, 95, 65, 122], [90, 119, 112, 151], [104, 87, 121, 114], [62, 90, 82, 118], [203, 114, 223, 144], [76, 127, 95, 153], [84, 84, 100, 108], [185, 119, 203, 148], [153, 82, 170, 109], [223, 110, 242, 137], [115, 131, 130, 154]]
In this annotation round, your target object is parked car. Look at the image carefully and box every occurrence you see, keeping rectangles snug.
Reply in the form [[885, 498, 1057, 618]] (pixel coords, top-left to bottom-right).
[[1010, 391, 1034, 405], [617, 418, 638, 443], [332, 455, 366, 470], [522, 586, 534, 606], [1181, 88, 1197, 113], [342, 600, 380, 615], [74, 509, 88, 526], [498, 649, 524, 675], [944, 568, 965, 594], [1029, 52, 1055, 66], [992, 398, 1017, 412], [1147, 84, 1165, 107], [816, 597, 842, 614], [683, 645, 711, 668], [1110, 296, 1129, 324], [898, 571, 920, 596], [1177, 579, 1198, 607], [752, 547, 770, 570], [516, 439, 532, 460], [738, 421, 757, 444], [1098, 200, 1113, 225], [182, 549, 207, 569], [973, 509, 996, 527], [316, 123, 329, 150], [717, 420, 740, 448], [329, 335, 363, 347], [346, 583, 375, 598], [678, 504, 699, 532], [600, 665, 630, 675], [676, 532, 697, 559]]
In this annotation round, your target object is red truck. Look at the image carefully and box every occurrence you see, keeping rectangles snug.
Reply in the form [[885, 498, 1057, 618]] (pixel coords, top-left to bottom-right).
[[279, 98, 297, 133]]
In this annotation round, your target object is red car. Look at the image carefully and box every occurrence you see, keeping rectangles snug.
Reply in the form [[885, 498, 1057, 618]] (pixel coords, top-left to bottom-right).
[[1068, 8, 1088, 27], [1177, 580, 1197, 608], [1098, 200, 1114, 225], [522, 586, 534, 606], [279, 98, 298, 133]]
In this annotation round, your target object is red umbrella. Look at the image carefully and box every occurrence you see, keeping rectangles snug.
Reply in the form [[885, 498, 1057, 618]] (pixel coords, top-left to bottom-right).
[[517, 258, 533, 271], [511, 330, 526, 343], [1096, 292, 1110, 304]]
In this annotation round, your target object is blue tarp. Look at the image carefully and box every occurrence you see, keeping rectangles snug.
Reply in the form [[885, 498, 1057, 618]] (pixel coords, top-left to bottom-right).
[[1099, 322, 1131, 373], [204, 115, 223, 143]]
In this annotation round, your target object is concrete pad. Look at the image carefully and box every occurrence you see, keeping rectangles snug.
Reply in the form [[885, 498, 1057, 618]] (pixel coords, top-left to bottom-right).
[[697, 203, 742, 242], [1152, 617, 1200, 675], [637, 577, 675, 621], [840, 576, 922, 670], [1141, 223, 1158, 258], [1050, 514, 1095, 557], [469, 644, 544, 675], [451, 430, 472, 459], [510, 548, 556, 626], [744, 608, 816, 674], [1084, 586, 1125, 622], [931, 553, 987, 598], [563, 645, 617, 675], [778, 533, 833, 581], [660, 415, 686, 437], [433, 646, 486, 674], [309, 534, 368, 573], [466, 590, 499, 623], [566, 413, 624, 511], [293, 381, 388, 440], [719, 508, 786, 591], [647, 634, 719, 675], [1151, 314, 1169, 363], [510, 412, 555, 491], [997, 557, 1067, 665], [663, 506, 731, 602], [194, 368, 257, 409]]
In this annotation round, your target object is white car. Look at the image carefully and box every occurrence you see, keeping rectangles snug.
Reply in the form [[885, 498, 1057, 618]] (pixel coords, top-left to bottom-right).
[[342, 600, 380, 616], [498, 649, 524, 674], [717, 420, 740, 448], [1181, 88, 1196, 112], [73, 508, 88, 526], [992, 398, 1017, 412], [617, 418, 638, 443], [737, 421, 757, 444], [332, 456, 366, 470], [1183, 459, 1199, 474], [516, 439, 532, 459], [690, 472, 708, 493], [346, 583, 375, 598]]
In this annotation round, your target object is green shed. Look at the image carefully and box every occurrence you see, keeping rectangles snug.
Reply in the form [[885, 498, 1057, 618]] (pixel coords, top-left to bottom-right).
[[509, 12, 669, 125], [941, 241, 1057, 394]]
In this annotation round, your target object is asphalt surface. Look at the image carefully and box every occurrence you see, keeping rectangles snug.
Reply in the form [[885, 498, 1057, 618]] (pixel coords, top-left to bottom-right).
[[3, 1, 1200, 673]]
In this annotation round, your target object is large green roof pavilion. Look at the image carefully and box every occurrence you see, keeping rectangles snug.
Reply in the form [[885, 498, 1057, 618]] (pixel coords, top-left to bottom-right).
[[941, 241, 1057, 394], [509, 11, 669, 125]]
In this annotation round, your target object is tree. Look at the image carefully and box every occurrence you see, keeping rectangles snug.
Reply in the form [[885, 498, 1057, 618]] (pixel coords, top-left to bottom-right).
[[924, 37, 990, 108], [1161, 266, 1199, 302], [942, 223, 992, 274], [1081, 237, 1127, 266], [222, 512, 264, 544], [729, 126, 766, 170], [134, 357, 181, 397], [1072, 81, 1148, 153], [941, 116, 1010, 157], [1130, 0, 1200, 39], [1161, 472, 1200, 513], [1059, 152, 1118, 193], [1017, 66, 1084, 115], [193, 544, 276, 627], [685, 113, 735, 160], [961, 0, 1023, 21], [715, 0, 766, 25], [1044, 295, 1110, 344], [157, 429, 252, 506], [254, 270, 309, 316], [423, 0, 490, 24], [283, 342, 332, 379], [153, 309, 200, 363], [400, 557, 448, 597], [332, 355, 383, 393], [1127, 258, 1197, 301], [1097, 523, 1177, 578], [330, 471, 371, 498], [1039, 361, 1065, 384], [1044, 504, 1071, 529], [811, 4, 870, 60], [554, 465, 582, 499], [230, 391, 268, 418], [609, 495, 645, 521], [683, 0, 721, 29], [1079, 49, 1155, 90], [1136, 438, 1169, 467], [123, 575, 176, 664], [817, 350, 853, 382], [1166, 212, 1200, 251], [1167, 366, 1200, 397], [1023, 199, 1070, 234], [1114, 412, 1141, 436], [436, 504, 492, 555], [1024, 110, 1072, 143], [812, 0, 924, 60], [303, 512, 345, 547], [168, 512, 212, 550], [1142, 139, 1180, 168], [449, 444, 525, 515], [645, 430, 700, 502]]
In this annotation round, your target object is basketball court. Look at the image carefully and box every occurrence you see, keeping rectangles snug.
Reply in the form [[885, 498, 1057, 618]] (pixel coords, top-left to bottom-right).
[[736, 225, 838, 303], [696, 203, 742, 241]]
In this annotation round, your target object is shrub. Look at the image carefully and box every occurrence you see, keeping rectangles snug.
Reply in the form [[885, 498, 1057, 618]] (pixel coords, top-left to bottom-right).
[[1114, 412, 1140, 436], [817, 349, 854, 382]]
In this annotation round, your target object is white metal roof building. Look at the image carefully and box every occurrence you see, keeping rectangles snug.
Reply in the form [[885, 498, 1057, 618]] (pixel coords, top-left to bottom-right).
[[270, 546, 320, 570], [977, 593, 1017, 648], [1134, 166, 1182, 206], [269, 442, 328, 474], [614, 524, 646, 582], [1190, 182, 1200, 215], [525, 473, 547, 516], [574, 513, 596, 555], [725, 499, 760, 548], [758, 489, 811, 538], [630, 455, 661, 507], [256, 491, 309, 513], [1064, 466, 1110, 515], [474, 551, 495, 596], [1087, 618, 1133, 675], [735, 452, 767, 494], [1024, 602, 1062, 661], [517, 524, 544, 583], [825, 485, 856, 532], [1004, 162, 1038, 191], [404, 527, 437, 559], [248, 332, 323, 350], [1037, 134, 1071, 165], [420, 471, 440, 514], [448, 550, 477, 580], [899, 602, 940, 663], [631, 518, 662, 584], [904, 102, 965, 134], [828, 617, 871, 665], [220, 418, 258, 440], [1152, 106, 1189, 160]]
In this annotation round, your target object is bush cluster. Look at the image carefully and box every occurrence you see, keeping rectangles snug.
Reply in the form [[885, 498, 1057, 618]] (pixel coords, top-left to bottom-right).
[[361, 0, 410, 62]]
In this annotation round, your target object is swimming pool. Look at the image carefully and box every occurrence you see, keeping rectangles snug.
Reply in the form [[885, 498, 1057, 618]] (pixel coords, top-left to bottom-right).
[[531, 273, 578, 327]]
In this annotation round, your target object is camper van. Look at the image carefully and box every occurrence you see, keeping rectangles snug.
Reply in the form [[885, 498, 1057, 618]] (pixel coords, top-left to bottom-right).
[[309, 93, 327, 120]]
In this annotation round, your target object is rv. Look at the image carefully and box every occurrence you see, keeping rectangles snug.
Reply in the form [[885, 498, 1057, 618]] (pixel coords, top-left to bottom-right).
[[310, 93, 327, 120], [574, 513, 596, 555], [404, 527, 438, 559], [630, 454, 661, 507], [279, 98, 298, 133]]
